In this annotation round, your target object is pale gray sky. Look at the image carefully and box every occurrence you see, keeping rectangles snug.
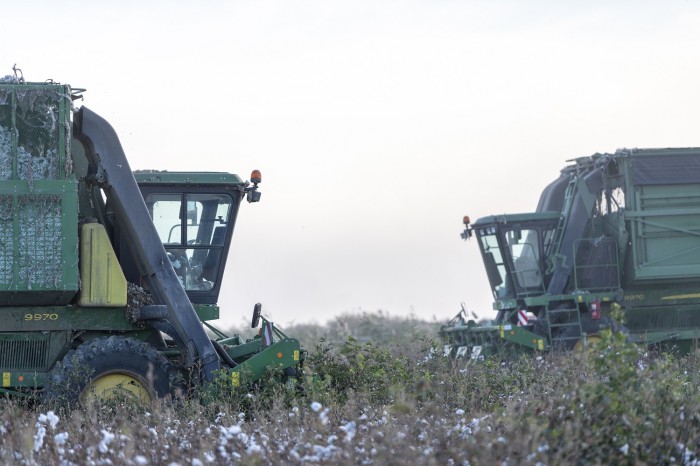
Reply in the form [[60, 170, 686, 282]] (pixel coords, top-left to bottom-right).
[[3, 1, 700, 327]]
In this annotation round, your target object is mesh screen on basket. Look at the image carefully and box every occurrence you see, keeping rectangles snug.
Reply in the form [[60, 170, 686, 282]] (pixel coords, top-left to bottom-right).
[[0, 195, 12, 284], [18, 194, 63, 289], [0, 85, 71, 181], [0, 88, 14, 180]]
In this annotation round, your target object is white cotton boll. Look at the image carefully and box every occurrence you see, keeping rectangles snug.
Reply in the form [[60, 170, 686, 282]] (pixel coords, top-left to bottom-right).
[[310, 401, 323, 412], [33, 425, 46, 452], [38, 411, 60, 429], [340, 421, 356, 443], [319, 408, 330, 425], [99, 429, 115, 454], [54, 432, 68, 446], [313, 444, 338, 460], [246, 436, 262, 455], [470, 418, 481, 433]]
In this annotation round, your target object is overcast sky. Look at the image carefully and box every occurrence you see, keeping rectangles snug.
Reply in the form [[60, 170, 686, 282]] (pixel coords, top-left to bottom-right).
[[3, 1, 700, 328]]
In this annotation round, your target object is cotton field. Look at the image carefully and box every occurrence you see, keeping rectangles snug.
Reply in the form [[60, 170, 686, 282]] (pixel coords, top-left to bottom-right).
[[2, 314, 700, 465]]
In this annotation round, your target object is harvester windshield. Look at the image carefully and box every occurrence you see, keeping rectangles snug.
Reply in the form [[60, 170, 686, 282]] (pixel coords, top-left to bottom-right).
[[476, 227, 510, 299], [147, 192, 233, 292], [473, 214, 558, 300]]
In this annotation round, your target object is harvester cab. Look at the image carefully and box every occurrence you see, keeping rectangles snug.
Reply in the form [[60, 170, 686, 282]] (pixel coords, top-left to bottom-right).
[[0, 78, 303, 403], [443, 148, 700, 358], [123, 171, 252, 304]]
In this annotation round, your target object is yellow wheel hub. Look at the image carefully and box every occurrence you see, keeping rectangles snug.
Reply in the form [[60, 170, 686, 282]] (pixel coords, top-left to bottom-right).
[[574, 334, 602, 352], [82, 372, 153, 403]]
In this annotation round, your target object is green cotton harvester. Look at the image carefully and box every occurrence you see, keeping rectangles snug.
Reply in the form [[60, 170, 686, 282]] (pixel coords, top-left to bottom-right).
[[441, 148, 700, 358], [0, 77, 303, 403]]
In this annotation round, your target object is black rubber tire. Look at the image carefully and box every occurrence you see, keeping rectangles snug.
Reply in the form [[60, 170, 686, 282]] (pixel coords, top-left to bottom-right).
[[554, 315, 617, 351], [45, 336, 184, 405], [554, 323, 583, 351]]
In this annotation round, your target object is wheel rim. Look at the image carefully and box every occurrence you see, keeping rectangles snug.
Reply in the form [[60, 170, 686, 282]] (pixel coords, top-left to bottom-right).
[[574, 334, 602, 352], [82, 372, 154, 403]]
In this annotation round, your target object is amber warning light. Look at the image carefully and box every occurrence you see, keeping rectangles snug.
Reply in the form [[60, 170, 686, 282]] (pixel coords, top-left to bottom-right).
[[246, 170, 262, 203]]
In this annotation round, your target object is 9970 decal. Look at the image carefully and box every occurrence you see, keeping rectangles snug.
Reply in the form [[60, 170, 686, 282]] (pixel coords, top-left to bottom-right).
[[24, 313, 59, 321]]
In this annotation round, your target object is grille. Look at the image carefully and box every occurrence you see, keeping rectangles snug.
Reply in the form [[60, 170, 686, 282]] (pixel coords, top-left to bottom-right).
[[0, 337, 49, 370]]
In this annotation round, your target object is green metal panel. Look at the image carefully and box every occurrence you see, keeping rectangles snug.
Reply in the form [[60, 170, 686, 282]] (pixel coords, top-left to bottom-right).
[[473, 212, 560, 226], [227, 338, 301, 386], [226, 338, 264, 359], [194, 304, 219, 322], [627, 183, 700, 281], [134, 171, 245, 186], [632, 328, 700, 348], [499, 324, 547, 350], [0, 306, 136, 332], [0, 180, 78, 304]]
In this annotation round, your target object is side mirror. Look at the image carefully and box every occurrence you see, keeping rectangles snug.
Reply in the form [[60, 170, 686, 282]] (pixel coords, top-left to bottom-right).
[[251, 302, 262, 328], [247, 190, 261, 203]]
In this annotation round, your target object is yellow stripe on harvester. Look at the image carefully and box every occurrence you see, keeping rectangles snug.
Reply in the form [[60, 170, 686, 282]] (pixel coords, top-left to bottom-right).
[[2, 372, 9, 387], [661, 293, 700, 300]]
